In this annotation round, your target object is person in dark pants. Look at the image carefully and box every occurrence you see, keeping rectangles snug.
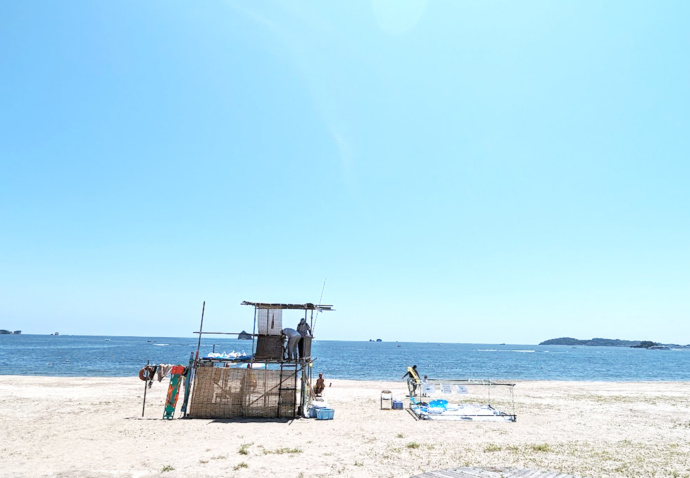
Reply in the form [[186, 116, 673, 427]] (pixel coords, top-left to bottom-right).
[[402, 365, 421, 396], [296, 318, 312, 359]]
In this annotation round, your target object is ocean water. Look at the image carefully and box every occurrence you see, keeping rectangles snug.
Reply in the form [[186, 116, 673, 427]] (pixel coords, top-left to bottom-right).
[[2, 334, 690, 381]]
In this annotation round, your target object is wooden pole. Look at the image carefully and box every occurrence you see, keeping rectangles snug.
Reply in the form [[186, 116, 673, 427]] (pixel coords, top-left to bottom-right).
[[251, 306, 257, 361], [141, 360, 149, 417], [194, 301, 205, 366], [180, 351, 195, 418]]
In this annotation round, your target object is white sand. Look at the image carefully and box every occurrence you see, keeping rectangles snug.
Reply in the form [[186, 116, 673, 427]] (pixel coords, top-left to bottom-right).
[[1, 376, 689, 478]]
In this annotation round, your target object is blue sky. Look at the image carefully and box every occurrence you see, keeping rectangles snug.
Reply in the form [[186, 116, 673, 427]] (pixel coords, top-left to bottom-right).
[[1, 1, 689, 344]]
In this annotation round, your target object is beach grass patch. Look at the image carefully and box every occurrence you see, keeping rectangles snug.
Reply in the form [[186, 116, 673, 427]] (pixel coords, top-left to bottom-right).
[[211, 454, 227, 460], [406, 442, 421, 449], [530, 443, 552, 453], [161, 465, 174, 472], [396, 433, 404, 438], [239, 442, 253, 455], [233, 462, 249, 471], [484, 444, 502, 452], [264, 447, 302, 455], [506, 445, 520, 454]]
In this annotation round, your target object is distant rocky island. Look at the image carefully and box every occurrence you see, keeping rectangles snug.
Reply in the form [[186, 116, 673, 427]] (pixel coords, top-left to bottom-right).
[[0, 330, 21, 335], [237, 330, 252, 340], [540, 337, 688, 348], [540, 337, 641, 347]]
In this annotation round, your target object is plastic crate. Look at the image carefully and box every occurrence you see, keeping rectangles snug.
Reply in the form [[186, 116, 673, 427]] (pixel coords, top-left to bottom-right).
[[316, 408, 334, 420]]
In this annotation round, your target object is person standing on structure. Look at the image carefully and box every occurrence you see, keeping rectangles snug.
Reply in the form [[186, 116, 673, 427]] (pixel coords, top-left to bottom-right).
[[296, 318, 312, 359]]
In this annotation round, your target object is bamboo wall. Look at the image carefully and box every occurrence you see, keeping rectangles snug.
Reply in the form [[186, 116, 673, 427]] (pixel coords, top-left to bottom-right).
[[187, 367, 298, 419]]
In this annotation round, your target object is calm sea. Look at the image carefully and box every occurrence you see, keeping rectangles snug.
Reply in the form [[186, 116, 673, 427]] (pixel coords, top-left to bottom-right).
[[1, 335, 689, 381]]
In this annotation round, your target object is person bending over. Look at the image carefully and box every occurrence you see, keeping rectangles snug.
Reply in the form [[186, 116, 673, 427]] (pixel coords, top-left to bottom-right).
[[281, 328, 301, 361]]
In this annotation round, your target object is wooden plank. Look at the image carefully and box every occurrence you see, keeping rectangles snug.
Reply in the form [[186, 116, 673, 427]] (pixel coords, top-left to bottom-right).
[[412, 468, 582, 478]]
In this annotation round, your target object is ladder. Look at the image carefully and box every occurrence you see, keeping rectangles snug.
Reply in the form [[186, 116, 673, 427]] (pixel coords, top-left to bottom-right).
[[278, 361, 299, 419]]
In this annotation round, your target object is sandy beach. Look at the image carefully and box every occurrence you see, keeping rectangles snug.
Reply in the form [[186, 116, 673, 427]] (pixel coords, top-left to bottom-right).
[[1, 376, 689, 478]]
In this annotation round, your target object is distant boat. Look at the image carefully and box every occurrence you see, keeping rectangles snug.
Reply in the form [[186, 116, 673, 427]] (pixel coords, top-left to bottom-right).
[[0, 330, 10, 335], [649, 345, 670, 350], [51, 332, 59, 336]]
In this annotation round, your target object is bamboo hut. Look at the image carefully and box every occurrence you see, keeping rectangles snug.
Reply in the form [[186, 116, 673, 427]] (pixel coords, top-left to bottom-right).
[[184, 301, 333, 420]]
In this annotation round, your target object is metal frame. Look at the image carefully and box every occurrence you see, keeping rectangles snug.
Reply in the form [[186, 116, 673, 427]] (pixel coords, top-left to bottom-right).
[[410, 378, 517, 421]]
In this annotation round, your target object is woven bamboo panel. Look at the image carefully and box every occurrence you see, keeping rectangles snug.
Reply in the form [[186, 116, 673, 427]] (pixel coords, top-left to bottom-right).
[[255, 335, 284, 361], [188, 367, 298, 419]]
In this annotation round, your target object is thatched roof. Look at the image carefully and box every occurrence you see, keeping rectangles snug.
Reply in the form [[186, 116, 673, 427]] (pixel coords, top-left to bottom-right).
[[241, 301, 334, 312]]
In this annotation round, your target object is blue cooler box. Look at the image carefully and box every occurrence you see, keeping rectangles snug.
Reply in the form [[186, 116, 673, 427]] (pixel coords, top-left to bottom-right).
[[316, 408, 335, 420], [392, 400, 403, 409]]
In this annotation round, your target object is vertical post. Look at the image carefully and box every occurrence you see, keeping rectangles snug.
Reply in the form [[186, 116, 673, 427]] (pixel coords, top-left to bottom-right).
[[194, 301, 206, 366], [180, 351, 195, 418], [278, 362, 284, 419], [141, 360, 149, 417], [251, 306, 258, 361], [297, 363, 302, 419]]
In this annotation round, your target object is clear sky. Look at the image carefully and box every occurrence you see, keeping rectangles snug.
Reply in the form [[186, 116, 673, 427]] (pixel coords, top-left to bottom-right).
[[2, 1, 689, 344]]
